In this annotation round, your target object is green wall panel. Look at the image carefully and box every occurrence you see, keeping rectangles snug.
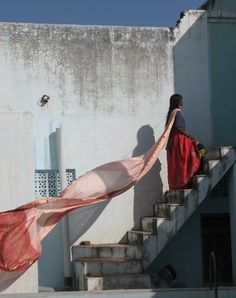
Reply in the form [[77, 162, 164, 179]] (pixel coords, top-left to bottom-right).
[[209, 22, 236, 146]]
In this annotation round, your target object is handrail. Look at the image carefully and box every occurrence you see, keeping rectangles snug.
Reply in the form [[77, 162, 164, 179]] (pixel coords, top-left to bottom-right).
[[209, 251, 218, 298]]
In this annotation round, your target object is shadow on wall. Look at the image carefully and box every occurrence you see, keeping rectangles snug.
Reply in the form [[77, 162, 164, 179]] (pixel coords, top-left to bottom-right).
[[69, 158, 133, 244], [173, 11, 211, 148], [69, 201, 110, 244], [39, 132, 111, 288], [0, 270, 25, 292], [49, 131, 58, 170], [132, 125, 163, 229], [49, 130, 111, 244], [38, 222, 64, 290]]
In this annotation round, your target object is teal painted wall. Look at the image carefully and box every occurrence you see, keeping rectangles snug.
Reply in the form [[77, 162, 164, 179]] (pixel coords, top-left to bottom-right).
[[211, 0, 236, 10], [209, 21, 236, 146]]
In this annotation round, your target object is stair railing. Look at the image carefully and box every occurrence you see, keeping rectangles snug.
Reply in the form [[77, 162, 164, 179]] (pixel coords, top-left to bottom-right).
[[209, 251, 218, 298]]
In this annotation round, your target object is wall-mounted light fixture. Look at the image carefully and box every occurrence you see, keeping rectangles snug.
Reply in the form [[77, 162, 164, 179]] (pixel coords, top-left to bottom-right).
[[39, 95, 50, 106]]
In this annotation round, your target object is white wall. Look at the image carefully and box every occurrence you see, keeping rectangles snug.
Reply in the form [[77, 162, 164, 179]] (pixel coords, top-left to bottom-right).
[[0, 112, 38, 293], [0, 23, 174, 168], [0, 22, 174, 240], [0, 16, 212, 288], [172, 11, 212, 148], [0, 23, 174, 288]]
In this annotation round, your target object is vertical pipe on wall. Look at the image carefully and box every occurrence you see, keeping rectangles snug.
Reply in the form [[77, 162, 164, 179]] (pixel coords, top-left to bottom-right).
[[56, 128, 72, 290], [229, 162, 236, 286]]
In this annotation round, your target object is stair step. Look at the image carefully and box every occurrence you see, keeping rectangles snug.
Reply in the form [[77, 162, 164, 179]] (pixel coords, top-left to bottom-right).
[[205, 146, 233, 160], [192, 174, 209, 185], [141, 217, 170, 233], [75, 258, 143, 275], [73, 146, 236, 291], [127, 230, 156, 246], [84, 273, 151, 291], [205, 148, 222, 160], [163, 188, 193, 204], [153, 203, 171, 218], [72, 243, 142, 260], [127, 231, 158, 269], [156, 191, 198, 253]]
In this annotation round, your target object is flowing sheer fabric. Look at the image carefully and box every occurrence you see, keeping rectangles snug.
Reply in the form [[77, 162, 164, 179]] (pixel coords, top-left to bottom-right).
[[0, 109, 179, 272]]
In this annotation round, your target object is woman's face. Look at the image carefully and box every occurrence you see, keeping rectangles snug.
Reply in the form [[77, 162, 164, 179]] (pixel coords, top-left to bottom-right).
[[179, 99, 183, 108]]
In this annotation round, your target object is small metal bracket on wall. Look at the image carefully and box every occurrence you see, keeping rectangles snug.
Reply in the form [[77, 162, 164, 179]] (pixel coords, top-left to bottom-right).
[[39, 95, 50, 107]]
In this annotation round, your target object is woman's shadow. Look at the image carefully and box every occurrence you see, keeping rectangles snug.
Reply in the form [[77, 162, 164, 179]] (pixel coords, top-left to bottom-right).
[[132, 125, 163, 229]]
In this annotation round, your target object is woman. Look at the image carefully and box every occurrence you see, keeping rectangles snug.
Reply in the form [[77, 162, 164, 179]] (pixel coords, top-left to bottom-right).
[[166, 94, 205, 190]]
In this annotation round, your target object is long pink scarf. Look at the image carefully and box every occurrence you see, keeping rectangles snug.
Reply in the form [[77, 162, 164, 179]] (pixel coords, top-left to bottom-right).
[[0, 109, 179, 272]]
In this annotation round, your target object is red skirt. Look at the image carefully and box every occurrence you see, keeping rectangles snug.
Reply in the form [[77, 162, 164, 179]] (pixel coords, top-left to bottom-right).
[[167, 130, 200, 190]]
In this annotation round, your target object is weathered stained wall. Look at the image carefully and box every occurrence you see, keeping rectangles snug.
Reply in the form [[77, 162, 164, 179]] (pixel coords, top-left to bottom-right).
[[0, 113, 38, 293], [0, 23, 174, 289], [0, 14, 213, 289], [0, 23, 174, 169]]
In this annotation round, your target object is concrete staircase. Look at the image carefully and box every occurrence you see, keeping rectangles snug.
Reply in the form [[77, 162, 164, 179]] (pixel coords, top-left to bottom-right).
[[72, 147, 236, 291]]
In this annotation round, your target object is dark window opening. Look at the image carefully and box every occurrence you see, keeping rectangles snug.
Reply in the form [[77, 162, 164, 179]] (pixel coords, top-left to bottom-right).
[[201, 214, 232, 286]]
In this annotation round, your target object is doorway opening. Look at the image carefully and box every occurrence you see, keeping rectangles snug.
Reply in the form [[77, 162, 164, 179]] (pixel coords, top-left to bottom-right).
[[201, 213, 232, 286]]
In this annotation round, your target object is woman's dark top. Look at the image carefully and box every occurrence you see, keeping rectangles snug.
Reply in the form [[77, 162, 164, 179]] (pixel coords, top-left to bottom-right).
[[166, 111, 185, 150], [173, 111, 185, 130]]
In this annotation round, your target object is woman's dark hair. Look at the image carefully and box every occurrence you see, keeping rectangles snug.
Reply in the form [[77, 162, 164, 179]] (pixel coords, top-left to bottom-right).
[[165, 94, 183, 126]]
